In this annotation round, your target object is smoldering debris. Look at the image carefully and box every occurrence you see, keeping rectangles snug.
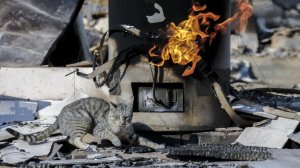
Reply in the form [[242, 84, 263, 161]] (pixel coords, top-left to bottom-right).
[[1, 92, 300, 167], [234, 88, 300, 112], [165, 144, 271, 161]]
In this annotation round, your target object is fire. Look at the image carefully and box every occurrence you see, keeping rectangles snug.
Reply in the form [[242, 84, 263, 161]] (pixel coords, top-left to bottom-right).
[[149, 0, 253, 76], [232, 0, 253, 32]]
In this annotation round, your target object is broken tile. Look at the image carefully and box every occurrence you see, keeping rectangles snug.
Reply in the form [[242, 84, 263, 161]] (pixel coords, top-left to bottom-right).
[[11, 140, 53, 157], [17, 119, 55, 132], [37, 92, 89, 119], [0, 146, 35, 164], [235, 117, 299, 148], [0, 100, 38, 125], [288, 132, 300, 145], [0, 139, 53, 164]]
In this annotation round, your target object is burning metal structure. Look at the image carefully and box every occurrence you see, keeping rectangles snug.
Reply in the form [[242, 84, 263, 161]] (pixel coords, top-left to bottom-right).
[[3, 0, 300, 167], [105, 0, 252, 131]]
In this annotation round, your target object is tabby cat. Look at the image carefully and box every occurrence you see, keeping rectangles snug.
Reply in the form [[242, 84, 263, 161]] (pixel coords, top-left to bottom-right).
[[6, 97, 164, 150]]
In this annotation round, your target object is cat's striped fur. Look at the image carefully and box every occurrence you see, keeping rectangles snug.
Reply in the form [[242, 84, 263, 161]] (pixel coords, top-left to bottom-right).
[[6, 97, 163, 150]]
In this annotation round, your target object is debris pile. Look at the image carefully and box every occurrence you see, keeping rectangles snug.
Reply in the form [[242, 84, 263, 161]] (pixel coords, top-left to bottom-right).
[[1, 0, 300, 167], [1, 88, 300, 166]]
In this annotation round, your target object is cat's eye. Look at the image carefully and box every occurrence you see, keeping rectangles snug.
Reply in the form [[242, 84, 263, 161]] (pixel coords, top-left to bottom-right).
[[125, 117, 131, 122], [115, 116, 120, 120]]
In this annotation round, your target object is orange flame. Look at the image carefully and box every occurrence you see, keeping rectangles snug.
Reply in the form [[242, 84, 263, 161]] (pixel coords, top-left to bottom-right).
[[149, 0, 253, 76], [233, 0, 253, 32]]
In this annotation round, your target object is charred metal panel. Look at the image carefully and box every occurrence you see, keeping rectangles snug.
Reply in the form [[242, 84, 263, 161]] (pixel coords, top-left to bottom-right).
[[110, 0, 232, 131], [132, 83, 184, 112], [0, 0, 84, 67]]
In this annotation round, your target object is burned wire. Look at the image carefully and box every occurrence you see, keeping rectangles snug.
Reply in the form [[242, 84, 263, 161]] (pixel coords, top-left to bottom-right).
[[149, 65, 174, 109], [90, 27, 147, 89]]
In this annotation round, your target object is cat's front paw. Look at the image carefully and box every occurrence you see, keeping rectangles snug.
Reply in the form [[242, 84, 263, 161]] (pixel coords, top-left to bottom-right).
[[111, 139, 122, 147]]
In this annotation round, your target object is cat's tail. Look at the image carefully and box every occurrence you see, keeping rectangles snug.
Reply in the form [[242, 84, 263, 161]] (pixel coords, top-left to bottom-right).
[[6, 121, 59, 142]]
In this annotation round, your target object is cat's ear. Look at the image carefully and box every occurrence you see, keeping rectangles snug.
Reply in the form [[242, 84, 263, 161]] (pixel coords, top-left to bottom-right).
[[124, 96, 134, 106]]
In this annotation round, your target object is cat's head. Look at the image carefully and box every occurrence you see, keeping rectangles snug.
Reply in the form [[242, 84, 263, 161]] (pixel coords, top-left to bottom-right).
[[107, 99, 133, 133]]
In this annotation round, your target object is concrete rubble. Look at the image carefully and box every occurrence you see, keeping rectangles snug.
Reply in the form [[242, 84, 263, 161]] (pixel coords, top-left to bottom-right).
[[235, 117, 299, 148]]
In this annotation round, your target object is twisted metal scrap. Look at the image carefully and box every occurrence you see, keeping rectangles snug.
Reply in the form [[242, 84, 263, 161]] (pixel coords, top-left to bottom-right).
[[166, 144, 271, 161]]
